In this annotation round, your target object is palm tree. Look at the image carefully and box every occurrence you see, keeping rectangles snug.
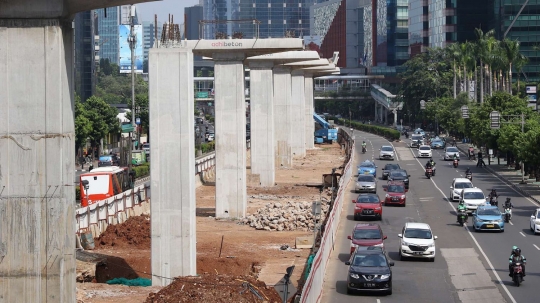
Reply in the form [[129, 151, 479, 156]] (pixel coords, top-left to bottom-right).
[[513, 54, 529, 94], [475, 29, 494, 103], [502, 38, 522, 95], [447, 42, 461, 98], [485, 36, 499, 96]]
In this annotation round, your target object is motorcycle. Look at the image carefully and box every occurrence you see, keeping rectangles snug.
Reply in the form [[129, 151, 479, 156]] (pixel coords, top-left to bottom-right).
[[504, 207, 512, 223], [512, 262, 524, 287], [426, 168, 433, 179], [466, 173, 472, 181], [457, 210, 468, 226], [489, 196, 498, 207], [362, 146, 366, 154], [453, 159, 459, 168]]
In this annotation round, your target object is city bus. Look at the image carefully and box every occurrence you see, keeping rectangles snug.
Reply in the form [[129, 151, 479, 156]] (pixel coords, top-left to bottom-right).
[[79, 166, 131, 207]]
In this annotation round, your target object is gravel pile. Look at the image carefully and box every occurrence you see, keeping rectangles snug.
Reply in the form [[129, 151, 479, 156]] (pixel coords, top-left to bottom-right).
[[240, 198, 331, 231]]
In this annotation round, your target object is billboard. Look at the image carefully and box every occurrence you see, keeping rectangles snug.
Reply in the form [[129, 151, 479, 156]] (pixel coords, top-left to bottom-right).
[[526, 85, 537, 94], [119, 24, 143, 74]]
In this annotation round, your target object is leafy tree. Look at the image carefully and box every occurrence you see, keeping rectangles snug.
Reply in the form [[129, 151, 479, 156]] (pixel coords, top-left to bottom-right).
[[74, 96, 92, 153], [83, 96, 120, 153], [125, 93, 150, 139]]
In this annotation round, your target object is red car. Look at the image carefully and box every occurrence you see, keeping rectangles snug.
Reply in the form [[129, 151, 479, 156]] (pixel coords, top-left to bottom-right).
[[347, 223, 387, 254], [352, 194, 383, 220], [384, 181, 408, 206]]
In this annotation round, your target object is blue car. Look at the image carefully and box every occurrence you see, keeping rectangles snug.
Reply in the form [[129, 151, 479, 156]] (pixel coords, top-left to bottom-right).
[[430, 139, 445, 149], [358, 160, 377, 178], [472, 205, 505, 232]]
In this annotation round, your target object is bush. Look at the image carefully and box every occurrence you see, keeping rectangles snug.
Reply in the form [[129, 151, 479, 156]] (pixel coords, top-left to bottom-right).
[[329, 116, 400, 141], [133, 163, 150, 178], [75, 186, 81, 201], [200, 142, 215, 154]]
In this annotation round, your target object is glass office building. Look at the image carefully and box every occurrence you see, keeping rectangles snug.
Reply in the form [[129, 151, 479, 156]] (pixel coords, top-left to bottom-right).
[[95, 7, 120, 64], [202, 0, 316, 38], [74, 11, 97, 102], [387, 0, 409, 66], [495, 0, 540, 81]]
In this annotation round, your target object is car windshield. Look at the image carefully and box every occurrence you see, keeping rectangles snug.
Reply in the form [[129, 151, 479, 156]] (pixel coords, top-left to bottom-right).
[[390, 171, 407, 178], [99, 156, 112, 161], [464, 192, 484, 199], [352, 254, 388, 267], [478, 209, 501, 216], [419, 146, 430, 150], [385, 164, 400, 170], [387, 185, 405, 193], [358, 175, 375, 182], [381, 146, 393, 151], [356, 195, 380, 203], [412, 135, 422, 140], [454, 182, 473, 189], [360, 162, 375, 168], [446, 147, 458, 153], [432, 140, 442, 143], [404, 228, 432, 239], [353, 229, 382, 240]]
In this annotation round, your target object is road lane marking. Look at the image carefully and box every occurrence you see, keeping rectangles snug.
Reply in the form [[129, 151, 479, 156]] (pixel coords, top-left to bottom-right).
[[519, 232, 526, 237], [509, 221, 514, 225], [410, 147, 517, 303], [376, 299, 381, 303], [534, 244, 540, 250]]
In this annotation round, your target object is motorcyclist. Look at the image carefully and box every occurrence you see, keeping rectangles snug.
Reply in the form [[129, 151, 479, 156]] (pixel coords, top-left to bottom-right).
[[427, 158, 436, 175], [362, 141, 367, 153], [489, 189, 498, 201], [453, 153, 459, 161], [465, 167, 472, 175], [504, 197, 513, 209], [457, 200, 468, 223], [468, 146, 475, 160], [509, 247, 526, 278]]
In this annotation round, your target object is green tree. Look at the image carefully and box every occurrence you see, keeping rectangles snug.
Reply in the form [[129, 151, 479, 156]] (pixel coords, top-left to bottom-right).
[[74, 96, 92, 153], [83, 96, 120, 152]]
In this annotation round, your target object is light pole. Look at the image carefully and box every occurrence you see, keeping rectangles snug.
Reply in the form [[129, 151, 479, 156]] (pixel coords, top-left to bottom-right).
[[128, 5, 137, 178], [82, 180, 90, 206]]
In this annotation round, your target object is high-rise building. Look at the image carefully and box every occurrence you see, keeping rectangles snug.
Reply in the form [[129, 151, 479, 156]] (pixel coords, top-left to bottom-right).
[[74, 11, 98, 102], [93, 5, 140, 65], [143, 20, 163, 66], [185, 5, 204, 39], [495, 0, 540, 82], [202, 0, 316, 39]]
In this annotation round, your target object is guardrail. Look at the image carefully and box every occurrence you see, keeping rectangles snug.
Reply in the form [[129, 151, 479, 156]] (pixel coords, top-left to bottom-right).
[[299, 129, 354, 303]]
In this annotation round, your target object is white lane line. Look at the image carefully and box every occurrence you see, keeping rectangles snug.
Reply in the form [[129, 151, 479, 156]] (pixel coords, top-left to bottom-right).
[[410, 147, 517, 303], [519, 232, 526, 237], [376, 299, 381, 303], [387, 141, 400, 161], [534, 244, 540, 250], [509, 221, 514, 225]]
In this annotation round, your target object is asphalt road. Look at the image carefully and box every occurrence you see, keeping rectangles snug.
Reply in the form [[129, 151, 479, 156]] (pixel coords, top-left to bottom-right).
[[320, 130, 539, 303]]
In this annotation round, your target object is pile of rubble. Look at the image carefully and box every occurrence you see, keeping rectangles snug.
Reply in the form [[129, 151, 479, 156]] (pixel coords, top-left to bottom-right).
[[241, 198, 331, 231]]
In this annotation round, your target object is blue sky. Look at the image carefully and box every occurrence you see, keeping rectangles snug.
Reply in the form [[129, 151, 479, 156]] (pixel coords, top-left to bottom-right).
[[137, 0, 200, 24]]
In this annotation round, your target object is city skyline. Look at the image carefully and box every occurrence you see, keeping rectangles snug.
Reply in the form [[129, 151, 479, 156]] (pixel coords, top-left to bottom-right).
[[137, 0, 199, 24]]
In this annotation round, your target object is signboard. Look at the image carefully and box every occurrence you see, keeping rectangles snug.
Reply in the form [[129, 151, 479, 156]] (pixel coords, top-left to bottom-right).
[[527, 94, 537, 102], [526, 85, 537, 94], [121, 124, 135, 133], [489, 149, 493, 155], [135, 117, 141, 125], [196, 91, 209, 98], [119, 25, 143, 74]]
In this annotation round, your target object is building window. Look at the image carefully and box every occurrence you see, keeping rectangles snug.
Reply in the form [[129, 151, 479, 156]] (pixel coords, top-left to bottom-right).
[[268, 20, 271, 24], [268, 3, 271, 8], [299, 20, 302, 24]]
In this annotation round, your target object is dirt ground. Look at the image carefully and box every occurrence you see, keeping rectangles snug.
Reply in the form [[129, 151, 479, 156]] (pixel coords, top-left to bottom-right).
[[76, 144, 346, 303]]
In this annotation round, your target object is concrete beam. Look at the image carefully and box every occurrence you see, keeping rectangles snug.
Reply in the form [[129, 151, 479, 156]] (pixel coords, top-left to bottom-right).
[[0, 0, 157, 18], [192, 38, 304, 57], [149, 48, 196, 286]]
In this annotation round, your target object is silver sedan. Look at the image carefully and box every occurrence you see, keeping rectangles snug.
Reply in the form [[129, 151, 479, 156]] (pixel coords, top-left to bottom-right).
[[355, 175, 377, 193]]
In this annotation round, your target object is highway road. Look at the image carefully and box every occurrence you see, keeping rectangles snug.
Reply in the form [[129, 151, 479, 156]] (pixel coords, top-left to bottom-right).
[[321, 130, 539, 303]]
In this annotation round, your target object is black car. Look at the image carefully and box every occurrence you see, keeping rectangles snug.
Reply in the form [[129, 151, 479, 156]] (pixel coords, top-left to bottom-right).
[[387, 169, 410, 189], [345, 247, 394, 295], [382, 163, 401, 180]]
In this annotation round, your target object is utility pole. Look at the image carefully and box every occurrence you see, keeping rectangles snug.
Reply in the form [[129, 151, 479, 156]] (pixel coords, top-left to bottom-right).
[[128, 4, 136, 183]]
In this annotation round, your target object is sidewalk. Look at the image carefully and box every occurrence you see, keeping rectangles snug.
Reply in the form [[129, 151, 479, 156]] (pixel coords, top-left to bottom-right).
[[456, 143, 540, 204]]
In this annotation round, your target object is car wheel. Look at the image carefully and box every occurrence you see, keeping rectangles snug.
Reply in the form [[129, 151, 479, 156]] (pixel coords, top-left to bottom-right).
[[402, 203, 406, 207], [399, 251, 406, 261], [530, 223, 533, 232], [347, 287, 353, 295], [354, 214, 358, 221], [386, 288, 392, 296], [500, 229, 504, 233], [430, 257, 435, 262]]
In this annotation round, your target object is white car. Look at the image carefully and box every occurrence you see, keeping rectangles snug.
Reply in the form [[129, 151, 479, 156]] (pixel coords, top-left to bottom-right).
[[460, 188, 486, 213], [530, 208, 540, 234], [379, 145, 395, 160], [444, 146, 460, 160], [417, 145, 432, 158], [142, 143, 150, 155], [449, 178, 474, 201], [398, 222, 437, 261]]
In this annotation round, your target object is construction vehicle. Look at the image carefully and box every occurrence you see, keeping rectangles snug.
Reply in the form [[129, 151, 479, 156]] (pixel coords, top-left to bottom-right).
[[314, 113, 338, 144]]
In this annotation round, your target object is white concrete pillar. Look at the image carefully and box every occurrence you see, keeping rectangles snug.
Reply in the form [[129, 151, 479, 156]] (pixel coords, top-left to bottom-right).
[[0, 21, 76, 302], [383, 107, 387, 124], [291, 69, 306, 157], [393, 109, 398, 127], [304, 75, 315, 149], [374, 102, 378, 122], [149, 48, 196, 285], [273, 65, 293, 168], [213, 53, 247, 218], [249, 61, 275, 186]]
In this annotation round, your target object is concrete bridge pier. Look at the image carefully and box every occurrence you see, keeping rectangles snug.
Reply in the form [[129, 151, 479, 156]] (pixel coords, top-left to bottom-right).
[[290, 69, 307, 157], [273, 65, 294, 168], [213, 52, 248, 218], [304, 75, 315, 149]]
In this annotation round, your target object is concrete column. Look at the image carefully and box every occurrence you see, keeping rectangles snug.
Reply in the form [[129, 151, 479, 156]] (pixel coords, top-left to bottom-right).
[[290, 69, 306, 157], [249, 61, 275, 186], [374, 102, 378, 122], [273, 65, 293, 167], [213, 53, 247, 218], [149, 48, 196, 285], [0, 20, 76, 302], [393, 109, 398, 127], [383, 107, 388, 125], [304, 75, 315, 149]]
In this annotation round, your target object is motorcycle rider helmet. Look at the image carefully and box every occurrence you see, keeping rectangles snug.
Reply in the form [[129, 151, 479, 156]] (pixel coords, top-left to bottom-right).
[[506, 197, 511, 202], [515, 248, 521, 256]]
